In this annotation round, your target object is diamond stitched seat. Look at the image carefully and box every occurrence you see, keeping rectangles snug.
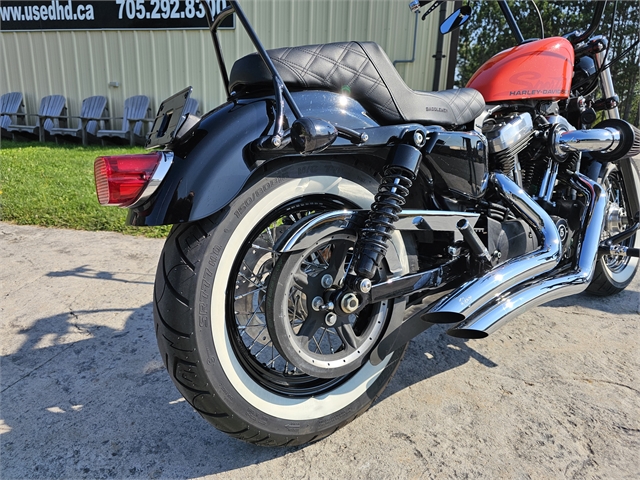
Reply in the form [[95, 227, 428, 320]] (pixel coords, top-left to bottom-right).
[[229, 41, 485, 127]]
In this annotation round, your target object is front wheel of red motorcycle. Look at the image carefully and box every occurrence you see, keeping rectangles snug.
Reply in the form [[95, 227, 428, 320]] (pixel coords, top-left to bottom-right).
[[587, 162, 639, 296], [153, 159, 409, 446]]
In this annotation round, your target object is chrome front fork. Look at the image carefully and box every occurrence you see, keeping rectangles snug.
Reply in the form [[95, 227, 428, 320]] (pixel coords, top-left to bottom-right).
[[594, 43, 640, 219], [595, 47, 620, 120]]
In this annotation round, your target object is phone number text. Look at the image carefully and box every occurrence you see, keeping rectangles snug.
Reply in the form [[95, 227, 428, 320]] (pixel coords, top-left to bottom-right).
[[115, 0, 227, 21]]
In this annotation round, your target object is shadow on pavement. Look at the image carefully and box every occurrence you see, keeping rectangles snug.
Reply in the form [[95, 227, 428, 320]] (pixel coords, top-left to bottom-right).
[[46, 265, 154, 285], [1, 268, 499, 479], [380, 323, 498, 401]]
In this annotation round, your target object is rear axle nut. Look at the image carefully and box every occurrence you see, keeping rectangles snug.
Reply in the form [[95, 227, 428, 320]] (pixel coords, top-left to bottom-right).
[[341, 293, 360, 314]]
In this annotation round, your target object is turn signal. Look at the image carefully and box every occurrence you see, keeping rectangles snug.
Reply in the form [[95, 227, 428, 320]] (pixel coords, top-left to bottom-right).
[[94, 152, 163, 207]]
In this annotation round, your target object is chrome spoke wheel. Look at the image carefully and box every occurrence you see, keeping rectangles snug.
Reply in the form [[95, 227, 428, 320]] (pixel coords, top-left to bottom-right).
[[155, 159, 410, 445], [227, 196, 360, 395], [600, 166, 636, 276], [588, 162, 639, 295]]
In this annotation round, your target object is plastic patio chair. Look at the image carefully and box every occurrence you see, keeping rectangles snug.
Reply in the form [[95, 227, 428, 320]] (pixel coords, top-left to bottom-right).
[[6, 94, 66, 142], [49, 95, 108, 145], [96, 95, 151, 146], [0, 92, 25, 137]]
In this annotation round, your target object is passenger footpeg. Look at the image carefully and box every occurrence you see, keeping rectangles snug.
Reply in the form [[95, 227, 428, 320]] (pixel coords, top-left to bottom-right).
[[598, 245, 640, 258]]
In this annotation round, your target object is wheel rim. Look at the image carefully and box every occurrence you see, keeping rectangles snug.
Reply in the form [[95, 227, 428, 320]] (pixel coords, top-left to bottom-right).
[[600, 166, 637, 277], [226, 195, 361, 397]]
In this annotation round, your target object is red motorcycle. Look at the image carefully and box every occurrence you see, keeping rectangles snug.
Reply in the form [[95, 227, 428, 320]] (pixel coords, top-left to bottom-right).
[[94, 1, 639, 445]]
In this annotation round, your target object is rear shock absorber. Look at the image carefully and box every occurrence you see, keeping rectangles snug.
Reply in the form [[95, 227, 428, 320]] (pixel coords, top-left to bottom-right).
[[355, 142, 423, 279]]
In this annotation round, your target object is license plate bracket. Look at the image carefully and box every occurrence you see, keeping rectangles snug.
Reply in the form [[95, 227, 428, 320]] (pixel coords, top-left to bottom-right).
[[146, 86, 195, 149]]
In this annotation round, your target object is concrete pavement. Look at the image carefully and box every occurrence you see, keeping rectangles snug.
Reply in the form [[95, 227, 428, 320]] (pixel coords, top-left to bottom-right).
[[1, 222, 639, 479]]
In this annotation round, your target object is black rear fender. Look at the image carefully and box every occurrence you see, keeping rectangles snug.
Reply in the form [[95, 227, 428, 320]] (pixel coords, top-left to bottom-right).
[[128, 91, 380, 226]]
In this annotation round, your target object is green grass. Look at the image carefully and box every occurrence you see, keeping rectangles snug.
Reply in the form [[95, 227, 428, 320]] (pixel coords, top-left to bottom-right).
[[0, 139, 171, 238]]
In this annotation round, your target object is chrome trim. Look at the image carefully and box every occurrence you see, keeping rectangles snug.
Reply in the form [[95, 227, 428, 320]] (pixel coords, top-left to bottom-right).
[[129, 151, 174, 208], [486, 112, 533, 153], [278, 210, 354, 253], [542, 161, 559, 203], [536, 159, 553, 200], [595, 47, 620, 119], [547, 115, 574, 131], [427, 173, 561, 321], [512, 158, 523, 187], [278, 210, 481, 253], [447, 174, 607, 338], [555, 127, 621, 154]]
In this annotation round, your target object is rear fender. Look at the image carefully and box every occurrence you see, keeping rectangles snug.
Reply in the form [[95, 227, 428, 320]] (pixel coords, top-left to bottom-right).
[[127, 91, 379, 226]]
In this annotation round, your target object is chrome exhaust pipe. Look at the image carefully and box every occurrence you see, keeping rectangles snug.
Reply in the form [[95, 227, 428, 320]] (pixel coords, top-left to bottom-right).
[[447, 174, 607, 339], [427, 173, 562, 325], [554, 127, 620, 154], [552, 119, 640, 161]]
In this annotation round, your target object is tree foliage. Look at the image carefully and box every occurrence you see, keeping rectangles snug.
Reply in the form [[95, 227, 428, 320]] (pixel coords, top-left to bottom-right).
[[455, 1, 640, 125]]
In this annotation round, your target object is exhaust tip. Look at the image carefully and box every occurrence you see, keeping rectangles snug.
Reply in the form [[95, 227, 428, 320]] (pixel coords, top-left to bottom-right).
[[421, 312, 465, 325], [446, 328, 488, 339]]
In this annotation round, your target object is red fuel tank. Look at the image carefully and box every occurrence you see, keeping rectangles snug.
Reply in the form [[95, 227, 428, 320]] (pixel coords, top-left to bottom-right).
[[466, 37, 575, 103]]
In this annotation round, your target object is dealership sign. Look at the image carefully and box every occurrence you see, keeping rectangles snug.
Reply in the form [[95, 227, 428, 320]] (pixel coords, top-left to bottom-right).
[[0, 0, 234, 31]]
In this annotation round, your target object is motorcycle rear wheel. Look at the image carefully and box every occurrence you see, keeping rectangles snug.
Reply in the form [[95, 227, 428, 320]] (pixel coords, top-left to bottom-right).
[[154, 159, 408, 446]]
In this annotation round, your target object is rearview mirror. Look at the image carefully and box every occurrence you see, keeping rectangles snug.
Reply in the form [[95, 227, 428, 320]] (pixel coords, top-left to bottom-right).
[[440, 5, 471, 35]]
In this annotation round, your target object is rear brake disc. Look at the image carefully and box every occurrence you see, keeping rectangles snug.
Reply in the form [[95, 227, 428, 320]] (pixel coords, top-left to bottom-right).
[[265, 233, 388, 379]]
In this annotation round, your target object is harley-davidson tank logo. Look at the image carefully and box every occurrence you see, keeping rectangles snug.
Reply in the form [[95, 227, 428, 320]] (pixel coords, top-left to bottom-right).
[[426, 107, 448, 112], [508, 72, 568, 97], [509, 89, 567, 96]]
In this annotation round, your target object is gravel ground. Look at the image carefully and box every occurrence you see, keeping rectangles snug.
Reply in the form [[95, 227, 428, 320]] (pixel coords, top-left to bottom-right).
[[1, 220, 638, 479]]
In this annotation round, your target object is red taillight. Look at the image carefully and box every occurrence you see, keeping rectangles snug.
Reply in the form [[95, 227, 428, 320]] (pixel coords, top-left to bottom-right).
[[94, 152, 163, 207]]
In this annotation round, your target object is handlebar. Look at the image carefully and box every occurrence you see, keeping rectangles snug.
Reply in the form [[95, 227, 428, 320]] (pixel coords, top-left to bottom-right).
[[567, 1, 607, 45], [498, 1, 525, 44], [499, 1, 607, 46]]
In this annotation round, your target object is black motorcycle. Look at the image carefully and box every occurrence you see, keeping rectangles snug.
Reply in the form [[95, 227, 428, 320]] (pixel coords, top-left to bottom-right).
[[95, 0, 639, 446]]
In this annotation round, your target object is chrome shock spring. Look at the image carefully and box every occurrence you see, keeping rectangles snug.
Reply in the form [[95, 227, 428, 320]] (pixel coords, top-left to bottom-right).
[[355, 165, 415, 279]]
